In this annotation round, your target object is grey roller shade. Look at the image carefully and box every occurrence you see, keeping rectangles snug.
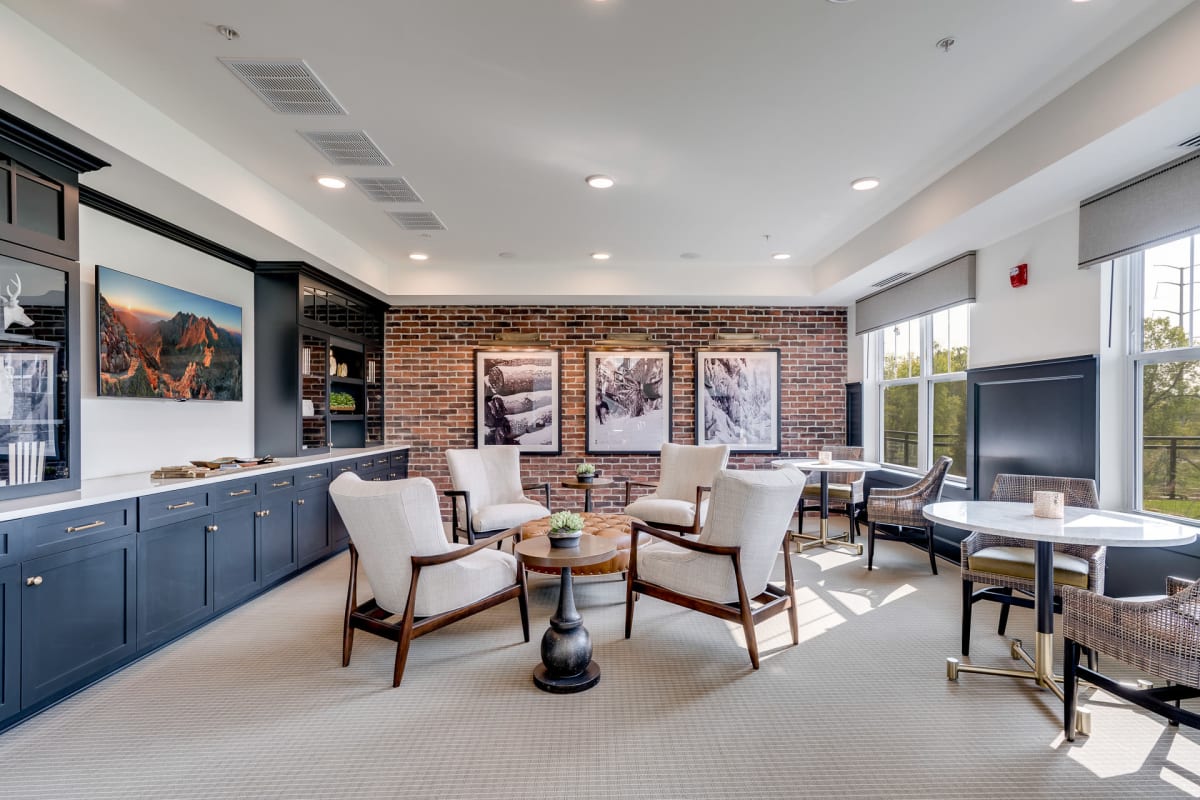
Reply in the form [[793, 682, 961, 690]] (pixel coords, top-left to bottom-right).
[[1079, 150, 1200, 268], [855, 252, 976, 336]]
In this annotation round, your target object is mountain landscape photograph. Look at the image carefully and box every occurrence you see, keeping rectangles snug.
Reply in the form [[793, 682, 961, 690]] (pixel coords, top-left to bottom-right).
[[97, 266, 242, 401]]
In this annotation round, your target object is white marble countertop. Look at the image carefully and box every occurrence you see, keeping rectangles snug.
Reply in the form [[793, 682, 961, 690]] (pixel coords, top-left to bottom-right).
[[923, 500, 1197, 548], [0, 444, 411, 523], [771, 458, 881, 472]]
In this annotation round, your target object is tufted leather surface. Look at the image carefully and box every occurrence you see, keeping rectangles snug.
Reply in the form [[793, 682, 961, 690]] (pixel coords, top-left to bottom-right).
[[519, 512, 648, 576]]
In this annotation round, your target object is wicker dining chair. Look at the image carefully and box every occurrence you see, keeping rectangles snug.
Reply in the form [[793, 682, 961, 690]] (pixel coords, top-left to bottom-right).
[[960, 473, 1104, 656], [1063, 576, 1200, 740], [799, 444, 866, 540], [865, 455, 953, 574]]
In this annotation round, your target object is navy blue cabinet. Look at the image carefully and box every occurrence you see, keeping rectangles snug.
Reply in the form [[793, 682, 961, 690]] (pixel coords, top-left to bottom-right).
[[261, 491, 297, 586], [136, 519, 214, 651], [21, 534, 136, 709], [0, 564, 18, 725], [296, 485, 330, 568], [213, 506, 260, 613]]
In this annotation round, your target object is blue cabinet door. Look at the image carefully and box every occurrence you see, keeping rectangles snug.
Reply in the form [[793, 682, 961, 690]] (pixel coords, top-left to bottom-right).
[[22, 534, 136, 709], [260, 491, 297, 586], [0, 564, 18, 724], [137, 519, 214, 651], [213, 507, 259, 612], [296, 486, 330, 568]]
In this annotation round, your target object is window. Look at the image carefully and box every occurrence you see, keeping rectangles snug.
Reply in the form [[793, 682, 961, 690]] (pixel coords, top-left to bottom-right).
[[1132, 234, 1200, 522], [875, 305, 969, 479]]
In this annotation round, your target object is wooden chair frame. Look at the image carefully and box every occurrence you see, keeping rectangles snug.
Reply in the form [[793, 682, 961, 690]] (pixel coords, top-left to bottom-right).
[[624, 481, 712, 536], [342, 527, 530, 687], [624, 519, 798, 669], [443, 482, 551, 544]]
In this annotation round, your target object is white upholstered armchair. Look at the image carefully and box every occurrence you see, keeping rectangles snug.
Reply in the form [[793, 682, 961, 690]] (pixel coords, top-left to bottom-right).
[[626, 468, 806, 669], [329, 473, 529, 687], [444, 446, 551, 543], [624, 442, 731, 535]]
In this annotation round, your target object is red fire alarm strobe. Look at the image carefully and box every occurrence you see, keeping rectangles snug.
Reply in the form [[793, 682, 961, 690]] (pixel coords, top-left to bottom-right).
[[1010, 263, 1028, 288]]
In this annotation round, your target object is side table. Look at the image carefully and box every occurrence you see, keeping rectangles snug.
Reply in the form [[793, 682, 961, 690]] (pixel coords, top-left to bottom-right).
[[560, 476, 615, 512], [514, 534, 618, 693]]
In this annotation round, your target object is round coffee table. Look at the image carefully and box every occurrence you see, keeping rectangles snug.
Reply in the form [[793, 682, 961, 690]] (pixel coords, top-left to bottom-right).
[[514, 534, 618, 693], [519, 512, 645, 576], [560, 476, 615, 512]]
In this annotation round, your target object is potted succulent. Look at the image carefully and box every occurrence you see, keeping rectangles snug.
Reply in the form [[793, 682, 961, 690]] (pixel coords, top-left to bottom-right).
[[329, 391, 356, 413], [547, 511, 585, 548], [575, 462, 596, 483]]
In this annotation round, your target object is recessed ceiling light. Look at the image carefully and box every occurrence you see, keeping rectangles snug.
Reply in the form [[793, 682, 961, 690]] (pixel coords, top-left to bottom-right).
[[498, 251, 516, 259], [409, 252, 429, 261], [317, 176, 346, 189], [851, 177, 880, 191], [215, 24, 240, 40], [585, 174, 615, 189], [591, 252, 611, 261], [772, 253, 792, 261]]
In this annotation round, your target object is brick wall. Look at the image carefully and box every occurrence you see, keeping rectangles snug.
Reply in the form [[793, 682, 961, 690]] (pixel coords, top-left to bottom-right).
[[384, 306, 847, 515]]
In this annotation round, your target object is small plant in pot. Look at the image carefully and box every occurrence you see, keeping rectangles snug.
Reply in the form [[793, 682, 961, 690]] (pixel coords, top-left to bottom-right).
[[575, 462, 596, 483], [547, 511, 585, 548]]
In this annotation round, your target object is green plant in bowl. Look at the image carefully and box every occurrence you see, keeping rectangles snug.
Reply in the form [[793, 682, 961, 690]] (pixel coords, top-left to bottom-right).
[[547, 511, 585, 547], [575, 462, 596, 482], [329, 391, 356, 411]]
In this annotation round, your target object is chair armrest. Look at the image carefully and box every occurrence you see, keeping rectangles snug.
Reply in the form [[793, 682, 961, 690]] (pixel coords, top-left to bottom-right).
[[631, 519, 738, 556], [690, 484, 713, 534], [523, 481, 551, 509], [1168, 575, 1197, 595], [412, 527, 519, 566], [625, 480, 657, 505], [443, 489, 473, 536]]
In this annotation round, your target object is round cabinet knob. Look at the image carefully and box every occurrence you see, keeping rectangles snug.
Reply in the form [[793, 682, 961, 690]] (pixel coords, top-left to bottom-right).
[[297, 498, 306, 506], [206, 525, 220, 533], [26, 576, 43, 586]]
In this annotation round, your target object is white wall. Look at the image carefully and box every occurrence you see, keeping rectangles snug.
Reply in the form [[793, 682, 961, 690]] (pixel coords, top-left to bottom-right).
[[970, 208, 1099, 369], [78, 208, 254, 479]]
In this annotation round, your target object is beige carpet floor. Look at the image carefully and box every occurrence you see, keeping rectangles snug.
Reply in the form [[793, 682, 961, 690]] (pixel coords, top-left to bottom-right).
[[1, 525, 1199, 799]]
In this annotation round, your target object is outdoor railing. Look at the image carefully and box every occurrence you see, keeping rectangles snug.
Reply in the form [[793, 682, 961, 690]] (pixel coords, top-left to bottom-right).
[[1144, 435, 1200, 500]]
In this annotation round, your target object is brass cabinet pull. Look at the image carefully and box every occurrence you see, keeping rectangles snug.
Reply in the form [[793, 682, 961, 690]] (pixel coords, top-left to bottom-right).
[[26, 576, 43, 587], [339, 466, 352, 473], [229, 489, 253, 497], [255, 510, 268, 518], [361, 460, 373, 468], [307, 473, 323, 479], [66, 520, 106, 533], [167, 500, 196, 510], [296, 498, 306, 506], [372, 477, 382, 482], [271, 481, 291, 488], [206, 525, 219, 533]]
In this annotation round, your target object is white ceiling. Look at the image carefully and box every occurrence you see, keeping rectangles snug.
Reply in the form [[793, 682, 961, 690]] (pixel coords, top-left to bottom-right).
[[0, 0, 1196, 304]]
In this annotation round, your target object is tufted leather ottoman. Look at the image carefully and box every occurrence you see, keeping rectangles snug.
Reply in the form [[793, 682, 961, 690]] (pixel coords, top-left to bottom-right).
[[518, 512, 647, 576]]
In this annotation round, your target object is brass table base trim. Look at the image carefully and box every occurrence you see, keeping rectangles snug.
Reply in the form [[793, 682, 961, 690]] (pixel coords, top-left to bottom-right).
[[792, 517, 863, 555]]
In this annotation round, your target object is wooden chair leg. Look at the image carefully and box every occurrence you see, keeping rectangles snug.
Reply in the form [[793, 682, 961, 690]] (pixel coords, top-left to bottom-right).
[[342, 545, 359, 667], [962, 579, 973, 656], [393, 611, 416, 688], [624, 573, 636, 639], [741, 603, 760, 669], [997, 587, 1013, 635], [926, 525, 938, 575], [784, 540, 799, 646], [517, 568, 530, 643], [867, 521, 876, 570]]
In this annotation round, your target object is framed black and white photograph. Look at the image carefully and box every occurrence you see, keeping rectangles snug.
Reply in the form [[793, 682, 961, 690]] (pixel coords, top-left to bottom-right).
[[475, 348, 561, 454], [696, 349, 780, 453], [586, 349, 671, 454]]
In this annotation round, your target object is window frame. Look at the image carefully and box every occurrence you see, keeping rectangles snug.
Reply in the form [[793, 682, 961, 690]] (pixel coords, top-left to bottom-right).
[[874, 305, 970, 481], [1129, 243, 1200, 522]]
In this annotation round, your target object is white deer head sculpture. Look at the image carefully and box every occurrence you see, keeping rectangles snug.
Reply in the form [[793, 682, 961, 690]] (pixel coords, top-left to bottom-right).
[[1, 274, 33, 332]]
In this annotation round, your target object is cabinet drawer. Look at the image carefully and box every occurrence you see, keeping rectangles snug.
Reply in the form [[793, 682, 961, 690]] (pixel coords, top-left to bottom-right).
[[211, 478, 260, 509], [389, 450, 409, 473], [262, 474, 297, 494], [0, 523, 25, 569], [331, 461, 357, 479], [296, 465, 330, 487], [28, 501, 136, 559], [138, 488, 211, 530], [356, 456, 380, 472]]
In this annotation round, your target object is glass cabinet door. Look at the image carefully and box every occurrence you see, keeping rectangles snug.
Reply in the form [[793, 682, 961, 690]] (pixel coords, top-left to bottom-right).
[[300, 332, 328, 451], [365, 344, 383, 445], [0, 254, 69, 489]]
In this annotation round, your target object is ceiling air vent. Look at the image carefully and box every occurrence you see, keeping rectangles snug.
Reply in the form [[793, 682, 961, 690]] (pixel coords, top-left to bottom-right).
[[220, 59, 346, 115], [388, 211, 446, 231], [351, 177, 422, 203], [299, 130, 391, 166], [870, 271, 912, 289], [1178, 133, 1200, 149]]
